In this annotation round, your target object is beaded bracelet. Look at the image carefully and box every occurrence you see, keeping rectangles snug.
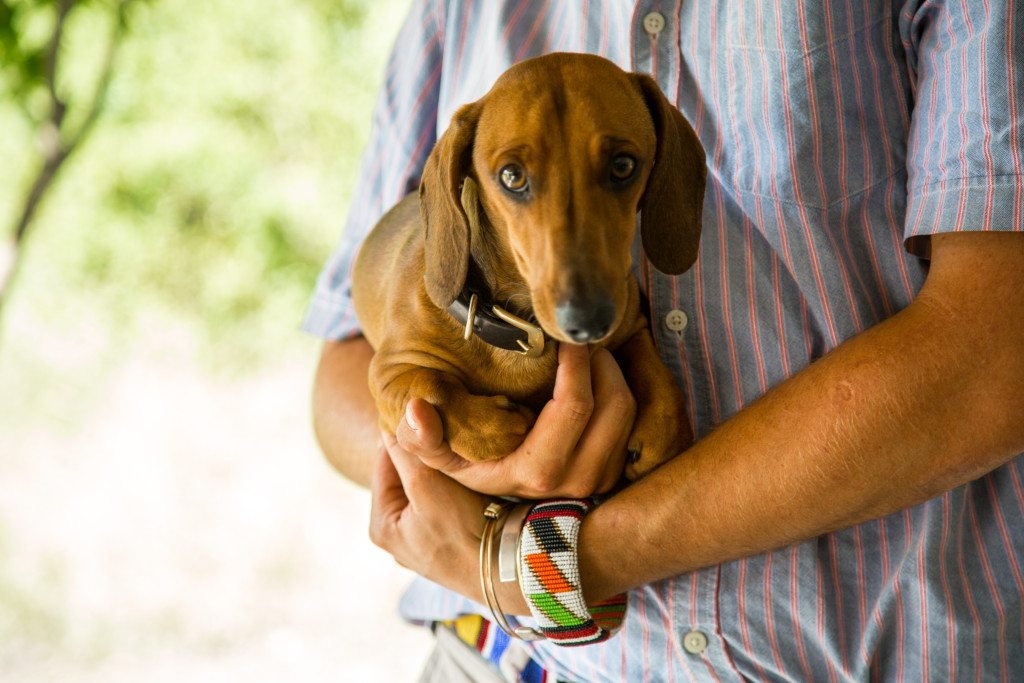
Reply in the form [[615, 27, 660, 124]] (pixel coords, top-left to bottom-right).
[[517, 499, 628, 646]]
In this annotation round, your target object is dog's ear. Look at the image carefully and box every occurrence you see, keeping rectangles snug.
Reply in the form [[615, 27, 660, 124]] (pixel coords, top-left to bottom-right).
[[419, 103, 481, 309], [633, 74, 706, 275]]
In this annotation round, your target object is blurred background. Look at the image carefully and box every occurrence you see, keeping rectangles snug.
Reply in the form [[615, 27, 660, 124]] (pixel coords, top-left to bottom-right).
[[0, 0, 433, 679]]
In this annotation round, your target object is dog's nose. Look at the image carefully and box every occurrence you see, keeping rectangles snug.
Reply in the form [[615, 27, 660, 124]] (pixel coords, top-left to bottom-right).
[[555, 296, 616, 343]]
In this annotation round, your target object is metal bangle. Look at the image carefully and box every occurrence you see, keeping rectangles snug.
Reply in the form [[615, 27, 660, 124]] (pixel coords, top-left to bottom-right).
[[498, 504, 531, 583], [480, 501, 544, 640], [479, 502, 516, 636]]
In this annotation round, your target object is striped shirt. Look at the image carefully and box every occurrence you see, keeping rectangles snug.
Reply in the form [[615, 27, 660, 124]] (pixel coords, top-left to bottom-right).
[[304, 1, 1024, 680]]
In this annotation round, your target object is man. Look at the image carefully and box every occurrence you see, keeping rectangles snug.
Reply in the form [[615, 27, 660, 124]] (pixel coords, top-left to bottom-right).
[[307, 1, 1024, 679]]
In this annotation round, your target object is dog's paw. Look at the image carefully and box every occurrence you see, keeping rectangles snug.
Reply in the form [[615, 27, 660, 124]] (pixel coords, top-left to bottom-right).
[[623, 404, 693, 481], [446, 395, 536, 461]]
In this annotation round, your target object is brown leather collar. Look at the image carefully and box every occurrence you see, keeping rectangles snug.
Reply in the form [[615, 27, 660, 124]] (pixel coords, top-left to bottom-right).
[[447, 288, 549, 357]]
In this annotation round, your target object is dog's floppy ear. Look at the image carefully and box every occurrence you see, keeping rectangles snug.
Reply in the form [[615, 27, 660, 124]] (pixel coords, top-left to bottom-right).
[[633, 74, 707, 275], [419, 103, 481, 308]]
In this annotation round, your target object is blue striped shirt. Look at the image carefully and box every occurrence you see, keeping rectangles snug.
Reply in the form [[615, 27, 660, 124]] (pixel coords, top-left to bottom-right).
[[305, 1, 1024, 680]]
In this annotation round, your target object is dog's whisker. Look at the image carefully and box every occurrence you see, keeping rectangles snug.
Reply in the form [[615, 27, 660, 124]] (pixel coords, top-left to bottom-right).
[[501, 294, 533, 313]]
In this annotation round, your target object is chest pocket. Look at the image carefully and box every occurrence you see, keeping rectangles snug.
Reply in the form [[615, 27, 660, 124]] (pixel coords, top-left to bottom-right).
[[715, 0, 911, 209]]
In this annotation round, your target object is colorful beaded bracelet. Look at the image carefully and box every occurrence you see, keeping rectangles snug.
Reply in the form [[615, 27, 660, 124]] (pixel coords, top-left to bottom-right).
[[517, 499, 628, 646]]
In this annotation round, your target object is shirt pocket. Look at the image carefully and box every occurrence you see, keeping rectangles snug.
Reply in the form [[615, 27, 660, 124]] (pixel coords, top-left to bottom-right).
[[715, 0, 911, 210]]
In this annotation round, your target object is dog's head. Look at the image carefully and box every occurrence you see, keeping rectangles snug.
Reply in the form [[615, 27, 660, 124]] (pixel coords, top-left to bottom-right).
[[419, 53, 706, 344]]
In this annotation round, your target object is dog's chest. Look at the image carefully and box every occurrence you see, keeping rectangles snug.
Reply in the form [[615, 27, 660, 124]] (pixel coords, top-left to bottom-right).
[[460, 343, 559, 412]]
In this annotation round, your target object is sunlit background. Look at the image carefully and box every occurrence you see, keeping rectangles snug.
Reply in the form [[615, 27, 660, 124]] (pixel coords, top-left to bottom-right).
[[0, 0, 432, 679]]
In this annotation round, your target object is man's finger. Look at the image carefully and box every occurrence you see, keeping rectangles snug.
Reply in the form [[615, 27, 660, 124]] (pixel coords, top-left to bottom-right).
[[395, 398, 468, 474], [521, 343, 594, 461], [574, 348, 634, 485], [382, 429, 442, 499], [392, 400, 511, 496]]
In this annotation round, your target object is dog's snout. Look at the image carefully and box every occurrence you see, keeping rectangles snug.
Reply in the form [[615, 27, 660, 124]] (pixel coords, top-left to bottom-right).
[[555, 296, 616, 343]]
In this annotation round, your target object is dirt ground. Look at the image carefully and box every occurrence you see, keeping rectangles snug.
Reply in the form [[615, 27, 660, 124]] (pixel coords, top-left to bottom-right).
[[0, 322, 432, 681]]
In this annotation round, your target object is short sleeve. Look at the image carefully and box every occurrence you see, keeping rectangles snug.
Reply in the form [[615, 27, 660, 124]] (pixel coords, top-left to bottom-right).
[[901, 0, 1024, 257], [302, 0, 446, 339]]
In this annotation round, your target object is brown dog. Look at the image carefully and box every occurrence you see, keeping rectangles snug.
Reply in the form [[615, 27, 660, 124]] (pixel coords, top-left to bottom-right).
[[352, 53, 705, 479]]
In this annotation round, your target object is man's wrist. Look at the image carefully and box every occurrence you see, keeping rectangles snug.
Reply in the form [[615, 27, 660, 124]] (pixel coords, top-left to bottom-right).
[[476, 498, 628, 620], [577, 503, 619, 605]]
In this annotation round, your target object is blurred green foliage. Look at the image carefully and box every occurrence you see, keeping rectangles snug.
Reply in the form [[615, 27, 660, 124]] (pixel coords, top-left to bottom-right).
[[1, 0, 408, 369], [0, 1, 49, 115]]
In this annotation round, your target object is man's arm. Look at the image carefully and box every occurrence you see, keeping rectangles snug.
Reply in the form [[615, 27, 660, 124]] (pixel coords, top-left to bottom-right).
[[366, 231, 1024, 616], [576, 231, 1024, 603], [376, 231, 1024, 613], [312, 337, 379, 488]]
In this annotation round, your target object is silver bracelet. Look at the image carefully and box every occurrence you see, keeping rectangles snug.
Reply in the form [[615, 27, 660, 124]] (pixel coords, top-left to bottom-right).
[[479, 501, 544, 641]]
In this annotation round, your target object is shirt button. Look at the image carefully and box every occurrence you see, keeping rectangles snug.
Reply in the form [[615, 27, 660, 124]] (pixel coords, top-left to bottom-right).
[[642, 11, 666, 36], [665, 308, 688, 333], [682, 629, 708, 655]]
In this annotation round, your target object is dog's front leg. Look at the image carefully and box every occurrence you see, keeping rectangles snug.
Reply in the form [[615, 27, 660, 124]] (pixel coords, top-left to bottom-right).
[[613, 325, 694, 480], [370, 357, 536, 462]]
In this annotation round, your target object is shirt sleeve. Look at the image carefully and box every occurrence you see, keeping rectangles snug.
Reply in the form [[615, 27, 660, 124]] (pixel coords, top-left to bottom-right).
[[901, 0, 1024, 257], [302, 0, 446, 339]]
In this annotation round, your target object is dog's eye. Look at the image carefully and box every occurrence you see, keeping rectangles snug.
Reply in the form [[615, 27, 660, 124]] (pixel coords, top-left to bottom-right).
[[610, 154, 637, 182], [499, 164, 528, 192]]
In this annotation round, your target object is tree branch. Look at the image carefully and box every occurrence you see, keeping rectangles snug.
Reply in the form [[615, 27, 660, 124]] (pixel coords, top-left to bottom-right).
[[46, 0, 75, 130], [0, 0, 135, 316]]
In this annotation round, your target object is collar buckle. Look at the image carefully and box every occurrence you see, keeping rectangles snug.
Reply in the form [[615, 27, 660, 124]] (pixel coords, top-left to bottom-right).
[[463, 293, 479, 341], [491, 305, 545, 357], [448, 287, 548, 358]]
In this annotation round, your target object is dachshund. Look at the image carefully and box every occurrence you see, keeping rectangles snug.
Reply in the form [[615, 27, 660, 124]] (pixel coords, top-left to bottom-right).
[[352, 53, 705, 480]]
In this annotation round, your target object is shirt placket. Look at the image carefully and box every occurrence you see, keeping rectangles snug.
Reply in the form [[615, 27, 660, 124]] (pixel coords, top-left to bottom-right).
[[631, 3, 743, 681]]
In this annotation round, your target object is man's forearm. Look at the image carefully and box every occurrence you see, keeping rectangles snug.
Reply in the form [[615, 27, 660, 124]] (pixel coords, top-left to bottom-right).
[[579, 232, 1024, 603], [312, 337, 380, 488]]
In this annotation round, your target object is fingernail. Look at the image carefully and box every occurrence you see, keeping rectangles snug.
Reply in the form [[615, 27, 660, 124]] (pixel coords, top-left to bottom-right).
[[405, 402, 419, 431]]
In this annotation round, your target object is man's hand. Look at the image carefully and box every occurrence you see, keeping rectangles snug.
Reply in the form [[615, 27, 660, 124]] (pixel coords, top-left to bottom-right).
[[369, 430, 533, 614], [368, 433, 487, 598], [394, 343, 637, 499]]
